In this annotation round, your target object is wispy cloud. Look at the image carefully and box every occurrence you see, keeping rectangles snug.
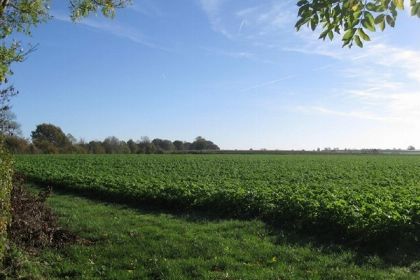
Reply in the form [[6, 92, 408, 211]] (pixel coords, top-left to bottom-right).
[[199, 0, 295, 41], [129, 0, 163, 17], [52, 11, 171, 52], [296, 106, 395, 122], [201, 46, 281, 64], [288, 34, 420, 127], [241, 75, 296, 92], [199, 0, 234, 39]]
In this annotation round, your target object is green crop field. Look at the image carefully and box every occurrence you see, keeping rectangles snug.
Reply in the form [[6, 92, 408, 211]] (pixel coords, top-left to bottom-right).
[[15, 154, 420, 242]]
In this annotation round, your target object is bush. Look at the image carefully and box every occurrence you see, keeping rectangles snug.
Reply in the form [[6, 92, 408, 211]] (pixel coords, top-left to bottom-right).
[[0, 137, 13, 261]]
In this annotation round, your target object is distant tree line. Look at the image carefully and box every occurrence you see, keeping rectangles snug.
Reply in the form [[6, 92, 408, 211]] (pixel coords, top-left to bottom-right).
[[2, 123, 220, 154]]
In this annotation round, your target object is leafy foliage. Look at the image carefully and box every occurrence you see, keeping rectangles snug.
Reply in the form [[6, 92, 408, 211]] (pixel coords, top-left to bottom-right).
[[0, 138, 13, 261], [296, 0, 420, 47], [15, 154, 420, 242], [69, 0, 132, 20], [31, 123, 71, 153]]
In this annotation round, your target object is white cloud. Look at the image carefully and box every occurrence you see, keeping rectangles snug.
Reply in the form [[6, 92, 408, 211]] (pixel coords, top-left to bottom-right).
[[199, 0, 295, 41], [199, 0, 234, 39], [296, 106, 395, 122], [241, 75, 296, 92], [52, 11, 171, 52], [201, 46, 281, 64], [285, 26, 420, 128]]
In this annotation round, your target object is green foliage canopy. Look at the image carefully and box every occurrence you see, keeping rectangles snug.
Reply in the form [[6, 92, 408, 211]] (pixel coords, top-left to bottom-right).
[[296, 0, 420, 47], [0, 137, 13, 261], [31, 123, 71, 153]]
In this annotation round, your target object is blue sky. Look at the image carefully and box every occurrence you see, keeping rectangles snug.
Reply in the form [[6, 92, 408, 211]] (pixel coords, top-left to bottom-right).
[[9, 0, 420, 150]]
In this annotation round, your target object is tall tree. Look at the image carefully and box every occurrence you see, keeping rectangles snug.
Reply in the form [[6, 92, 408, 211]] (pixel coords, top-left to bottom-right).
[[173, 140, 184, 151], [31, 123, 71, 153], [191, 136, 220, 151]]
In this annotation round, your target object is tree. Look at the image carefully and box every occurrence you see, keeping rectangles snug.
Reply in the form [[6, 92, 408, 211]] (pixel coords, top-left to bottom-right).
[[173, 140, 184, 151], [103, 136, 120, 154], [0, 110, 21, 136], [4, 135, 29, 153], [88, 140, 105, 154], [190, 136, 220, 151], [407, 145, 415, 151], [152, 138, 175, 152], [102, 136, 130, 154], [183, 142, 192, 151], [66, 133, 77, 145], [138, 136, 156, 154], [31, 123, 71, 153], [0, 87, 19, 134], [295, 0, 420, 47], [191, 136, 207, 150], [127, 139, 138, 154]]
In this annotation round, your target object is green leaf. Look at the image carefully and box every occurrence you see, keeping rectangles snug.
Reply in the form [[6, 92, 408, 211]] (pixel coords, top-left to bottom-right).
[[386, 15, 396, 27], [374, 14, 385, 25], [310, 17, 318, 31], [319, 29, 329, 40], [393, 0, 405, 10], [362, 19, 376, 32], [365, 12, 375, 27], [343, 28, 355, 41], [366, 3, 376, 11], [297, 0, 308, 7], [354, 35, 363, 47], [358, 28, 371, 41], [379, 19, 386, 31]]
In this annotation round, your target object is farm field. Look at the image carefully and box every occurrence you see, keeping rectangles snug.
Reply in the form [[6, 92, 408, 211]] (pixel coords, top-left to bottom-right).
[[15, 154, 420, 242]]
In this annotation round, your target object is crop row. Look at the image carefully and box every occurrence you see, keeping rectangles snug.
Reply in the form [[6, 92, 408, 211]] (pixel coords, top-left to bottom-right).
[[15, 154, 420, 241]]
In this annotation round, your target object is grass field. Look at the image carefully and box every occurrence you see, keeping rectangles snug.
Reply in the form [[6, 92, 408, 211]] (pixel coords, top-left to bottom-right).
[[15, 154, 420, 241], [25, 185, 420, 279]]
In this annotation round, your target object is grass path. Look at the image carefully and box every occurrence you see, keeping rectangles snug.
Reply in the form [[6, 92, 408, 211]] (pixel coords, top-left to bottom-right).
[[29, 186, 418, 280]]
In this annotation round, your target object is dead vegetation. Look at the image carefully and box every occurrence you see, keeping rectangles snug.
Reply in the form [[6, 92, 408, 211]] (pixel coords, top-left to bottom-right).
[[8, 177, 77, 252]]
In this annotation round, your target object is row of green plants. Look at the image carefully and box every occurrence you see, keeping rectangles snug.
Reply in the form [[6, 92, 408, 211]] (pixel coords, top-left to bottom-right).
[[15, 154, 420, 241], [0, 140, 13, 261]]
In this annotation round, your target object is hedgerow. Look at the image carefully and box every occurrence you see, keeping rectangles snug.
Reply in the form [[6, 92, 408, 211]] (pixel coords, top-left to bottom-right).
[[15, 154, 420, 242], [0, 138, 13, 261]]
